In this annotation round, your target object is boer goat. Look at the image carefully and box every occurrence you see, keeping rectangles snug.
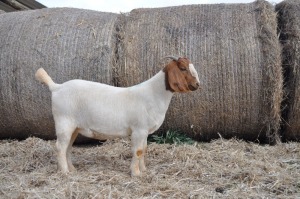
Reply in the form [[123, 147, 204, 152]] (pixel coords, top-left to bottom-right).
[[35, 56, 200, 176]]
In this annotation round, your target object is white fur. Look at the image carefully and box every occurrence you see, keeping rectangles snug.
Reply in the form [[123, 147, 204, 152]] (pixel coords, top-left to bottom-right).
[[36, 63, 199, 176], [189, 64, 200, 83]]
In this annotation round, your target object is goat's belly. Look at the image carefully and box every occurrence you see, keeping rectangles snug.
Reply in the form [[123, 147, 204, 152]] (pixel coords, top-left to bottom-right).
[[78, 128, 131, 140]]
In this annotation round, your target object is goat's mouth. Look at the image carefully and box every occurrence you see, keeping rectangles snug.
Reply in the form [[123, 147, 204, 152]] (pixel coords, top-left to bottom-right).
[[189, 85, 199, 91], [188, 83, 200, 91]]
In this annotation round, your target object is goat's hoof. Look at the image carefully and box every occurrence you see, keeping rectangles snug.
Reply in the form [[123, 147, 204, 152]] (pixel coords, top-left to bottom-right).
[[58, 171, 70, 176], [68, 166, 77, 172], [69, 168, 77, 172], [140, 166, 147, 172], [57, 168, 70, 174], [131, 170, 141, 177]]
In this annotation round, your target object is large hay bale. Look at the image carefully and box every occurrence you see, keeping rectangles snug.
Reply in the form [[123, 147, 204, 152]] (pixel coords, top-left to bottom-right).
[[0, 8, 118, 142], [116, 0, 283, 143], [276, 0, 300, 141]]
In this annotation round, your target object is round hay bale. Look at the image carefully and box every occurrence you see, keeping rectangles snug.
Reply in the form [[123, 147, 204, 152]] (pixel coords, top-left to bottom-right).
[[115, 0, 283, 143], [276, 0, 300, 141], [0, 8, 118, 142]]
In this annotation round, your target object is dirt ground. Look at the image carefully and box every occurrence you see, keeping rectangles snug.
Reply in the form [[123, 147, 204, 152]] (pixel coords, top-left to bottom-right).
[[0, 137, 299, 198]]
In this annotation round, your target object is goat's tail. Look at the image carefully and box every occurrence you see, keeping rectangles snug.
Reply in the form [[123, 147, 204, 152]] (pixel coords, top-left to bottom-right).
[[35, 68, 60, 91]]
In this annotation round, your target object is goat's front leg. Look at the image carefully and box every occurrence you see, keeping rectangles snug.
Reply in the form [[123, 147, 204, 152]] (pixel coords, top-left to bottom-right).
[[139, 138, 147, 172], [130, 131, 148, 177]]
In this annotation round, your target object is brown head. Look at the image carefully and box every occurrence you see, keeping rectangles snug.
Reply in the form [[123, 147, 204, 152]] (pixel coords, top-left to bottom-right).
[[163, 56, 200, 92]]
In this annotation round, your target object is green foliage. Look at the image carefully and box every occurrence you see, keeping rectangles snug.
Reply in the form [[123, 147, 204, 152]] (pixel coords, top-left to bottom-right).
[[148, 130, 195, 145]]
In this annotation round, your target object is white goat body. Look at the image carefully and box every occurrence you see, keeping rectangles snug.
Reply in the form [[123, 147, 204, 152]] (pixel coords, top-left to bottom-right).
[[50, 72, 172, 139], [35, 57, 200, 176]]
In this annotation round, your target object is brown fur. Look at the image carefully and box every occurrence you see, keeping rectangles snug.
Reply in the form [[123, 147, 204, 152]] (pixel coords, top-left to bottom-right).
[[163, 58, 198, 92], [136, 149, 143, 157]]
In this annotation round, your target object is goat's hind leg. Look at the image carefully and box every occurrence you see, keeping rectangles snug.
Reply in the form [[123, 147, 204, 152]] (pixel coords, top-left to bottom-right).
[[66, 130, 78, 172], [55, 120, 76, 173]]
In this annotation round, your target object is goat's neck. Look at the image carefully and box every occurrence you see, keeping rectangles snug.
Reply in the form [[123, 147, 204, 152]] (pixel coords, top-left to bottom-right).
[[133, 70, 173, 113]]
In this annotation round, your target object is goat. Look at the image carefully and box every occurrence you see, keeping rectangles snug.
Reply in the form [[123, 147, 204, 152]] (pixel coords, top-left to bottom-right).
[[35, 56, 200, 176]]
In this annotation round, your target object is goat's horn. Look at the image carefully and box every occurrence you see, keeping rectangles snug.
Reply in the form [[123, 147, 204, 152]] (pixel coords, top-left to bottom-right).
[[165, 56, 179, 61]]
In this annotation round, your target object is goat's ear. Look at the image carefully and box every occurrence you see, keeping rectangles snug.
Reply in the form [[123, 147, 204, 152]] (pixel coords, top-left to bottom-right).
[[177, 57, 190, 66], [165, 62, 189, 92]]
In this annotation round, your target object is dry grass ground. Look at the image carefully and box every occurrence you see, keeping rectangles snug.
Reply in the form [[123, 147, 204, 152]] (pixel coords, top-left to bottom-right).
[[0, 137, 299, 198]]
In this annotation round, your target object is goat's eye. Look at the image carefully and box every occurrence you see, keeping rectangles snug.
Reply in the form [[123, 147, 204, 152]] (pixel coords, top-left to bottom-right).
[[180, 67, 187, 71]]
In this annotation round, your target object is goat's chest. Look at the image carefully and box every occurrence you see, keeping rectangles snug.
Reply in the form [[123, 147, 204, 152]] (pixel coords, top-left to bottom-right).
[[143, 109, 166, 134]]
